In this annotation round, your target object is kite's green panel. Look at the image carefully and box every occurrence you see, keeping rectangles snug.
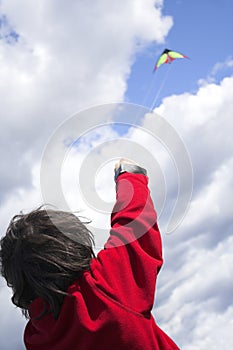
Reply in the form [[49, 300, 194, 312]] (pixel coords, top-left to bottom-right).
[[168, 51, 185, 59], [156, 53, 168, 69]]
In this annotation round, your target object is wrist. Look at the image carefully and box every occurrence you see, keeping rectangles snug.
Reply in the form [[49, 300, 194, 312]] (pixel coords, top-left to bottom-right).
[[114, 163, 147, 182]]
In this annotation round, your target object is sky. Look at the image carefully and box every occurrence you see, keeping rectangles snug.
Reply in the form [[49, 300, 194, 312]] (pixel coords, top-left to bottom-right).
[[0, 0, 233, 349]]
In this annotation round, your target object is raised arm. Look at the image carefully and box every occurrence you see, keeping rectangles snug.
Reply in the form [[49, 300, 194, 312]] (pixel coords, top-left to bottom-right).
[[91, 160, 163, 315]]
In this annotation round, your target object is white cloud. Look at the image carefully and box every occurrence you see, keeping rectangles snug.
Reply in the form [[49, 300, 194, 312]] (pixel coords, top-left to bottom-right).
[[150, 75, 233, 348], [0, 281, 26, 350], [0, 0, 172, 202], [198, 56, 233, 86], [155, 235, 233, 349]]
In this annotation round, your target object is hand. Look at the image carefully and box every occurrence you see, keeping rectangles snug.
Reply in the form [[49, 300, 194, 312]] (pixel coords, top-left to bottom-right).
[[114, 158, 146, 182], [114, 158, 140, 173]]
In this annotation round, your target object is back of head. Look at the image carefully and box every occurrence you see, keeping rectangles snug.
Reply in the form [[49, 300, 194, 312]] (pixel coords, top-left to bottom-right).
[[0, 207, 95, 319]]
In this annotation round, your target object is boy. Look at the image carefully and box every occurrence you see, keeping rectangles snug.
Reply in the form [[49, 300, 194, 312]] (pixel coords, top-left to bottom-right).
[[0, 159, 179, 349]]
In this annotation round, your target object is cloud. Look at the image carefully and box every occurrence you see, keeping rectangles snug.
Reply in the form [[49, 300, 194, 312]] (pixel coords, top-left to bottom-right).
[[156, 235, 233, 349], [198, 56, 233, 86], [155, 76, 233, 193], [0, 0, 172, 203], [0, 280, 26, 350], [151, 75, 233, 348], [210, 56, 233, 76]]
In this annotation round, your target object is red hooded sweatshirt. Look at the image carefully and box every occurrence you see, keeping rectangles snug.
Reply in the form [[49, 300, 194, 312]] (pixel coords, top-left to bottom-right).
[[24, 173, 180, 349]]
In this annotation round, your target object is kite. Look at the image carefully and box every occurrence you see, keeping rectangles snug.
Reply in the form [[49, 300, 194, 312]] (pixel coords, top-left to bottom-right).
[[153, 48, 187, 71]]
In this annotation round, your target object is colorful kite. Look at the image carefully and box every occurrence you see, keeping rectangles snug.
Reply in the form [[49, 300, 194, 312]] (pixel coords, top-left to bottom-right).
[[153, 48, 187, 71]]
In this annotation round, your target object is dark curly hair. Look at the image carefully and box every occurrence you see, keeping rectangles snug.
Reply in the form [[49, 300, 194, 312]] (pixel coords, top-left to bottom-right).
[[0, 207, 95, 320]]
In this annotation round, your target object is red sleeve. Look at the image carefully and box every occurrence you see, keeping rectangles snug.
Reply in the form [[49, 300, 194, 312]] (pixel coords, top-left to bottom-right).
[[90, 172, 163, 315]]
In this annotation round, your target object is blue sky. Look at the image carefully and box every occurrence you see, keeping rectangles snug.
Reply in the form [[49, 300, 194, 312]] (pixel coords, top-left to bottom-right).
[[126, 0, 233, 107], [0, 1, 233, 349]]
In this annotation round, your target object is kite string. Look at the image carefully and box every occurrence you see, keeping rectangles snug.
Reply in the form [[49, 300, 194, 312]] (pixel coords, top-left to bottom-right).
[[140, 73, 156, 109], [149, 63, 172, 112], [132, 73, 156, 125], [133, 64, 172, 125]]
